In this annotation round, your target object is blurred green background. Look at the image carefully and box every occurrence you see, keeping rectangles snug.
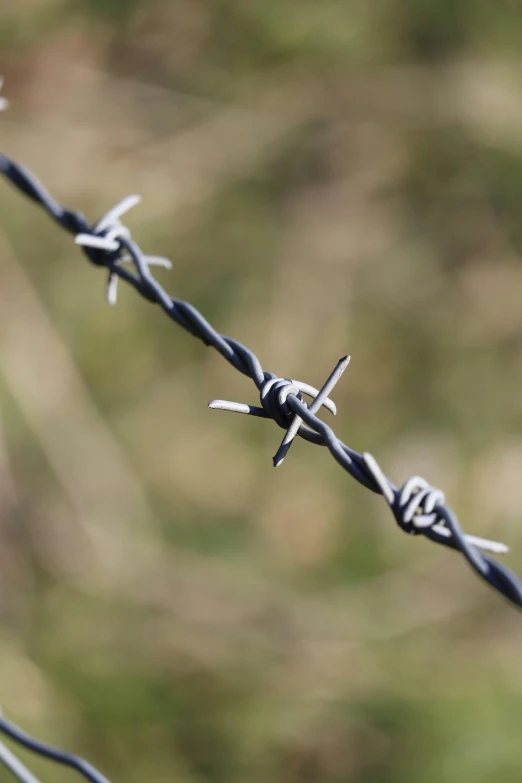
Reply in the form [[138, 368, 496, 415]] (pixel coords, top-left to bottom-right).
[[1, 1, 522, 781]]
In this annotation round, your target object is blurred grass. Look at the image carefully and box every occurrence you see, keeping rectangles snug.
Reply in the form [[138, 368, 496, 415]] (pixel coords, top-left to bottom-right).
[[2, 1, 522, 782]]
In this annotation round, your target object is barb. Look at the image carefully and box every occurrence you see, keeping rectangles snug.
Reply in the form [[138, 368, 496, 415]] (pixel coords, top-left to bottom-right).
[[274, 355, 350, 467], [75, 194, 172, 305], [0, 78, 8, 112], [0, 82, 521, 619], [0, 739, 43, 783], [0, 711, 111, 783]]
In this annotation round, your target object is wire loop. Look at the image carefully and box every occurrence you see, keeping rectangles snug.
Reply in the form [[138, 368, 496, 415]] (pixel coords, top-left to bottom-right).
[[260, 377, 303, 428]]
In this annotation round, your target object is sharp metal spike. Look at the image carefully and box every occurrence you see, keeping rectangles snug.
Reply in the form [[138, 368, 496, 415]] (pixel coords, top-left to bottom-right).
[[0, 76, 8, 111], [95, 194, 141, 233], [0, 740, 43, 783], [273, 355, 350, 467], [75, 233, 119, 251], [208, 400, 269, 418], [107, 272, 119, 305], [362, 452, 396, 505], [430, 524, 508, 554], [143, 255, 172, 269]]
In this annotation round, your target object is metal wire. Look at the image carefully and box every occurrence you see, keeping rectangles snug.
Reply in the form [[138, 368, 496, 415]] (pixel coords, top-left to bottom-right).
[[1, 149, 520, 607], [0, 711, 111, 783], [0, 76, 522, 780], [0, 738, 43, 783]]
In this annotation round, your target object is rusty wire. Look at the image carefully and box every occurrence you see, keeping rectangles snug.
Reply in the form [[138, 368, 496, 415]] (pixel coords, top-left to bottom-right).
[[0, 78, 522, 781]]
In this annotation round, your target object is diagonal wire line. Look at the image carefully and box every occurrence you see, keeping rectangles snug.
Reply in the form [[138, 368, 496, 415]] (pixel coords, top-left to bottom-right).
[[1, 150, 520, 611], [0, 82, 521, 607], [0, 712, 111, 783]]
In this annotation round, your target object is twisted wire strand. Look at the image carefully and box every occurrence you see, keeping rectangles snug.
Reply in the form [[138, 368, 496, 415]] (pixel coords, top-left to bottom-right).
[[0, 711, 111, 783], [1, 151, 520, 611], [0, 80, 521, 607]]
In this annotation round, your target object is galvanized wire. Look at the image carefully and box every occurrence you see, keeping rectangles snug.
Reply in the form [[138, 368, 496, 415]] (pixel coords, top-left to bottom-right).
[[1, 77, 522, 781], [1, 152, 520, 608], [0, 710, 111, 783]]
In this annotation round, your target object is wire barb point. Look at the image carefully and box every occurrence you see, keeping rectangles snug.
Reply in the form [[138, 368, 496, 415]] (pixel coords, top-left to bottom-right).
[[273, 354, 351, 468], [74, 195, 173, 305], [0, 77, 8, 111], [362, 452, 508, 556], [208, 400, 268, 418]]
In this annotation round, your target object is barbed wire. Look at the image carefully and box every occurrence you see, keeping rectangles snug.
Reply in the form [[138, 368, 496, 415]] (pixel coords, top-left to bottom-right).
[[0, 709, 111, 783], [0, 76, 521, 780]]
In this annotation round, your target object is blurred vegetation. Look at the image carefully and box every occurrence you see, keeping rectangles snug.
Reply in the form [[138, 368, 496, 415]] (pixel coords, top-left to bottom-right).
[[2, 1, 522, 781]]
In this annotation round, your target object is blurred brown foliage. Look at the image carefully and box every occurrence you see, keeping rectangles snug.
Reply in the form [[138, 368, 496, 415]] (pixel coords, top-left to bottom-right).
[[2, 2, 522, 781]]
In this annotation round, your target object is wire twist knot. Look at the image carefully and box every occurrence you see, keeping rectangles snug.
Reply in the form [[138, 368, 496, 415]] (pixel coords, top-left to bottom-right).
[[209, 356, 350, 467], [75, 195, 172, 304], [259, 377, 303, 429], [393, 476, 446, 536]]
